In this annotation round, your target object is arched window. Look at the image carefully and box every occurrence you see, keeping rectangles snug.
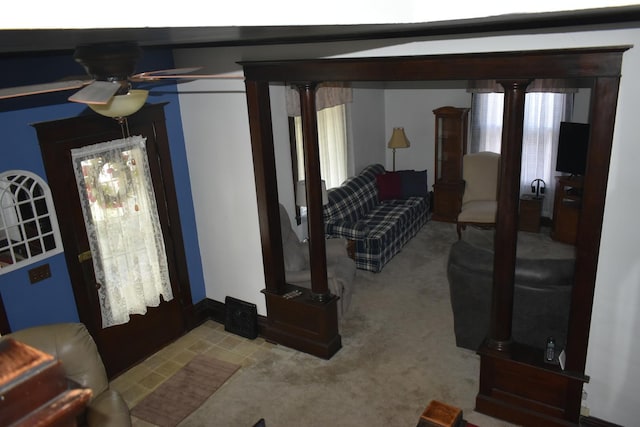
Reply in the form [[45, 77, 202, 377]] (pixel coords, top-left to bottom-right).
[[0, 170, 63, 274]]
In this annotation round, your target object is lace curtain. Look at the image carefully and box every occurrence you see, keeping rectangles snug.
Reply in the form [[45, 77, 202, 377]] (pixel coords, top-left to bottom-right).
[[470, 92, 573, 217], [71, 136, 173, 328]]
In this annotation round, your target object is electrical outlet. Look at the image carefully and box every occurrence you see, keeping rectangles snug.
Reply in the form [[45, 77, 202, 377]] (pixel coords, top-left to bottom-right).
[[581, 405, 590, 416], [28, 264, 51, 284]]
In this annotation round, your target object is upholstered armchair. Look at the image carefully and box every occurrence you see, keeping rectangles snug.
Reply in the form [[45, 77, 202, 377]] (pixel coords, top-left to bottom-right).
[[279, 203, 356, 318], [447, 239, 575, 352], [6, 322, 132, 427], [456, 151, 501, 239]]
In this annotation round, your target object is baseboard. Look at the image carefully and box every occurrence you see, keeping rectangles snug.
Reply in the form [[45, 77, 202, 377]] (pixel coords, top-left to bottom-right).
[[188, 297, 268, 337], [580, 416, 623, 427], [190, 295, 340, 358]]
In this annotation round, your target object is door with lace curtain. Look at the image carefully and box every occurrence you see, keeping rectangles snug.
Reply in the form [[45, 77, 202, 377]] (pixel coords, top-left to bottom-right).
[[35, 104, 190, 377]]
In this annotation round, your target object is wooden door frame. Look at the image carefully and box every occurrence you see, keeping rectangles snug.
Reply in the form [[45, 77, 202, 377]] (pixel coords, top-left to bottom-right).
[[240, 46, 628, 425], [33, 103, 195, 376]]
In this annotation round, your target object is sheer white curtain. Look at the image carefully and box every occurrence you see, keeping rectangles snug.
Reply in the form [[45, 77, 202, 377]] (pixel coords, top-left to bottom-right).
[[470, 92, 572, 217], [294, 104, 349, 189], [71, 136, 173, 328]]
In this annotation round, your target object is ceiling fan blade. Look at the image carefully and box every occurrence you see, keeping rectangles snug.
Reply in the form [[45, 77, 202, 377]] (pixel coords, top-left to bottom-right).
[[68, 81, 120, 105], [0, 80, 92, 100], [132, 68, 244, 81]]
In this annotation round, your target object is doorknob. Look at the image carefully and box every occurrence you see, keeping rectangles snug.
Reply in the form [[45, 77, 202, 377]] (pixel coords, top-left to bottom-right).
[[77, 250, 92, 263]]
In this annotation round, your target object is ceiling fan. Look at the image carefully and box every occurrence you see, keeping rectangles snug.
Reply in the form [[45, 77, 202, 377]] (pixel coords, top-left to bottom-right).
[[0, 41, 244, 118]]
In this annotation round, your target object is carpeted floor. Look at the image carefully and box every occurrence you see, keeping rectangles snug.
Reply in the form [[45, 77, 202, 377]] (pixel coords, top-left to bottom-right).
[[177, 221, 546, 427]]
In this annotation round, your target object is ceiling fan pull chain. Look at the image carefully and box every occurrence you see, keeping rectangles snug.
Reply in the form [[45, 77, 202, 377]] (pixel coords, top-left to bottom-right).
[[117, 117, 131, 138]]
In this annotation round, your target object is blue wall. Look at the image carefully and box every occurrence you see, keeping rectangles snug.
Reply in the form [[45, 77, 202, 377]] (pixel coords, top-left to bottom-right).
[[0, 48, 205, 331]]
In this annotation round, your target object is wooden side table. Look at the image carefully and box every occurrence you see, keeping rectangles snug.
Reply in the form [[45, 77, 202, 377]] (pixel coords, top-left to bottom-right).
[[551, 176, 583, 244], [519, 195, 543, 233]]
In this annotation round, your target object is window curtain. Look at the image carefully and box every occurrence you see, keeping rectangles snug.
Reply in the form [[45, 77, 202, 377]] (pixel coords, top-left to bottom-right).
[[294, 104, 349, 189], [71, 136, 173, 328], [285, 82, 352, 117], [470, 92, 573, 217]]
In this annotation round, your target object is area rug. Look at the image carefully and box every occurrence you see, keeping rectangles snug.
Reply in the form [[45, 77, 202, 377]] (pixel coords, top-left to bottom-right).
[[131, 354, 240, 427]]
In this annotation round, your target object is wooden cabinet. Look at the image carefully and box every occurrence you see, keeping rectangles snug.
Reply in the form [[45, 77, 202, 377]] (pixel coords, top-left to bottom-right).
[[551, 176, 583, 244], [519, 195, 543, 233], [432, 106, 470, 222]]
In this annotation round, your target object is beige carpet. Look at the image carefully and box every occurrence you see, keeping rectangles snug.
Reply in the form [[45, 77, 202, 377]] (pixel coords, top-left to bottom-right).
[[131, 354, 240, 426], [178, 221, 560, 427]]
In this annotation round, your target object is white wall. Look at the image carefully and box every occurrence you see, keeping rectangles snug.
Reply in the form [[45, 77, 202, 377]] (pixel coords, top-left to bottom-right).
[[175, 27, 640, 426], [350, 87, 386, 173], [384, 88, 471, 185], [175, 76, 267, 314]]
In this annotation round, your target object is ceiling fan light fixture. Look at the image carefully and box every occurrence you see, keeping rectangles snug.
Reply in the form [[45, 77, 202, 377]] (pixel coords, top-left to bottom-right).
[[88, 89, 148, 118]]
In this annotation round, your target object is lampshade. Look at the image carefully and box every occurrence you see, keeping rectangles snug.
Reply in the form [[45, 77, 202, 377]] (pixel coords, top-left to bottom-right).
[[387, 127, 411, 149], [88, 89, 149, 118], [296, 180, 328, 207]]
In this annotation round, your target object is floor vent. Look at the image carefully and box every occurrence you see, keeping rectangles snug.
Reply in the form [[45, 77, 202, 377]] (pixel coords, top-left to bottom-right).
[[224, 296, 258, 339]]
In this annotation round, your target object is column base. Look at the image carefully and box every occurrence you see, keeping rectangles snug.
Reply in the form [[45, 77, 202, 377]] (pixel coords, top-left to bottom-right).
[[261, 284, 341, 359]]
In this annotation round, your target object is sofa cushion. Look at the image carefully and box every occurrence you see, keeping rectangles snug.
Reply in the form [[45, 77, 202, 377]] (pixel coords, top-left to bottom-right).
[[376, 172, 402, 200], [400, 170, 428, 198], [325, 220, 370, 240], [458, 200, 497, 223], [325, 175, 378, 222]]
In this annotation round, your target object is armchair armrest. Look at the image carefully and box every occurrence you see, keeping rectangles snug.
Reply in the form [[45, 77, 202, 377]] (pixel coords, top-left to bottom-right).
[[326, 238, 349, 259], [286, 268, 340, 284], [325, 220, 369, 240], [285, 270, 312, 283], [299, 238, 349, 262]]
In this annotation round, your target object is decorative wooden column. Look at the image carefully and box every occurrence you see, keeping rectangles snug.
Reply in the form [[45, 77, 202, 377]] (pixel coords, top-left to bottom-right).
[[297, 83, 330, 301], [476, 79, 589, 426], [245, 79, 340, 359], [487, 80, 530, 352]]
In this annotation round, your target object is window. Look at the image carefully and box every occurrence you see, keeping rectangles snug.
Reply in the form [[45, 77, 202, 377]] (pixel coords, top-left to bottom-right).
[[470, 92, 573, 217], [0, 170, 63, 273], [292, 104, 349, 190]]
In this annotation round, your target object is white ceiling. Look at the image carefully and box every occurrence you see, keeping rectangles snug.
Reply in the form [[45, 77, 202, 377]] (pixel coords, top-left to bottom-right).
[[3, 1, 638, 28]]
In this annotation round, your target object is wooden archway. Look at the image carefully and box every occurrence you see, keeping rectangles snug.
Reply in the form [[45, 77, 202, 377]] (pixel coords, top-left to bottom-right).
[[241, 46, 627, 426]]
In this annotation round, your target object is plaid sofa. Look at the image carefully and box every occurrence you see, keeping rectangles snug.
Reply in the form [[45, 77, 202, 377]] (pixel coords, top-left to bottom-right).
[[323, 164, 429, 272]]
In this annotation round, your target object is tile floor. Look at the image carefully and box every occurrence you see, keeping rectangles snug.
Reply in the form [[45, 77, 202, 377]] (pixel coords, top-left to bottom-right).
[[108, 320, 276, 426]]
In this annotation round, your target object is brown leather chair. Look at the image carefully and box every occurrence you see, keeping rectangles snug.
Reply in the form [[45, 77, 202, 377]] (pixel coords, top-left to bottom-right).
[[5, 322, 132, 427]]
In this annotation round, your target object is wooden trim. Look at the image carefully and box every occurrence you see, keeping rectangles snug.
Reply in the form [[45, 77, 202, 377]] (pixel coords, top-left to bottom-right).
[[241, 47, 627, 82], [0, 292, 10, 335], [186, 297, 270, 340], [580, 416, 624, 427], [245, 80, 286, 295], [565, 76, 621, 373], [288, 116, 302, 225], [297, 83, 329, 298], [488, 80, 529, 350]]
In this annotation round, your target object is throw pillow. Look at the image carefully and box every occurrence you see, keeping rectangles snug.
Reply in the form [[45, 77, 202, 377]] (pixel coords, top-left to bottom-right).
[[376, 172, 402, 201], [400, 170, 428, 198]]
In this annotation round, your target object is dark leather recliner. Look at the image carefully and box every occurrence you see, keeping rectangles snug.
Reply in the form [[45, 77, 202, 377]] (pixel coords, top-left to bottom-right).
[[5, 322, 132, 427], [447, 239, 575, 352]]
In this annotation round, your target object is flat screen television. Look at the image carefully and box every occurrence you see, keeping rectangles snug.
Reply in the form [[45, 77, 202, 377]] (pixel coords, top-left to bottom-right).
[[555, 121, 590, 176]]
